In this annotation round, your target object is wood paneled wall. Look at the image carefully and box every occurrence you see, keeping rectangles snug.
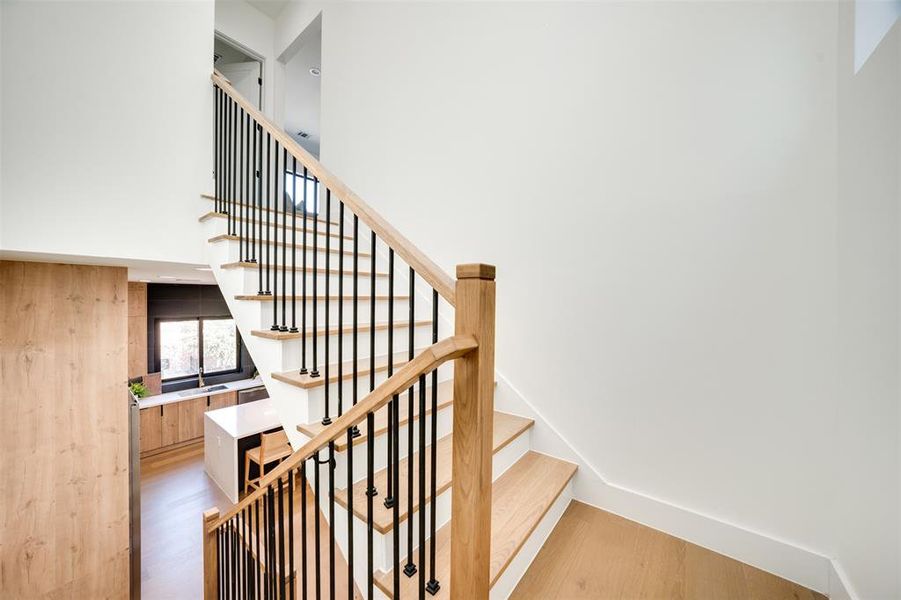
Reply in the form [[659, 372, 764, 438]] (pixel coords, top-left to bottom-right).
[[127, 281, 148, 379], [0, 261, 130, 598]]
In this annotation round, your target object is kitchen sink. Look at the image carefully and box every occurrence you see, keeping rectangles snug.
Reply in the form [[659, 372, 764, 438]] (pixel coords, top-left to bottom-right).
[[179, 384, 228, 397]]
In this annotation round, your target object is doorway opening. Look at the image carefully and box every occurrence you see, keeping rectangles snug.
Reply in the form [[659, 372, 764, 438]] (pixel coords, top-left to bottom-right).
[[214, 34, 263, 110], [281, 14, 322, 159]]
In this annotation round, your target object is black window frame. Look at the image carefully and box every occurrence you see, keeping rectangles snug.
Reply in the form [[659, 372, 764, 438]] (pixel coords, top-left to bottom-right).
[[156, 315, 241, 383]]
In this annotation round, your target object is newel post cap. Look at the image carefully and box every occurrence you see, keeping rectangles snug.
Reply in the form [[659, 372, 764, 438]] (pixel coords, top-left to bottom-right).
[[456, 264, 496, 281]]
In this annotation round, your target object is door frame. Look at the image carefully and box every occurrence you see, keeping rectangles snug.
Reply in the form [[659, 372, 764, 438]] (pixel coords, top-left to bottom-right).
[[214, 31, 265, 110]]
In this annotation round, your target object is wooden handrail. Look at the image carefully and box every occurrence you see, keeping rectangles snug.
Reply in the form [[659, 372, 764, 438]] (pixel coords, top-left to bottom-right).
[[212, 71, 457, 306], [207, 334, 477, 532]]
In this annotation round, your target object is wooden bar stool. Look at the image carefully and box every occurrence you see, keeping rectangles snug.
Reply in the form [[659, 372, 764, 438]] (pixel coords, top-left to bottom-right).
[[243, 429, 292, 494]]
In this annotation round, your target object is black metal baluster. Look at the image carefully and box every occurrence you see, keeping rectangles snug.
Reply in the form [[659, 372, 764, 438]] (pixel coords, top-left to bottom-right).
[[426, 289, 440, 595], [271, 142, 280, 330], [238, 109, 245, 263], [314, 452, 322, 600], [300, 167, 309, 375], [346, 425, 354, 599], [370, 232, 377, 498], [266, 132, 272, 296], [214, 87, 220, 213], [366, 411, 375, 599], [404, 268, 416, 577], [232, 516, 238, 600], [290, 158, 298, 333], [250, 121, 256, 267], [338, 202, 344, 418], [385, 248, 395, 510], [281, 148, 288, 331], [230, 100, 236, 237], [392, 382, 401, 598], [278, 478, 286, 600], [225, 98, 234, 234], [245, 112, 251, 264], [351, 214, 360, 438], [322, 189, 331, 424], [289, 468, 296, 600], [256, 498, 262, 600], [268, 488, 277, 599], [328, 442, 336, 600], [418, 374, 427, 599], [257, 124, 263, 293], [311, 177, 320, 378], [301, 462, 309, 600]]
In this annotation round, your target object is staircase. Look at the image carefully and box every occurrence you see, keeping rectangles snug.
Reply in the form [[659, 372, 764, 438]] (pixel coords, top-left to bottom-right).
[[200, 71, 577, 600]]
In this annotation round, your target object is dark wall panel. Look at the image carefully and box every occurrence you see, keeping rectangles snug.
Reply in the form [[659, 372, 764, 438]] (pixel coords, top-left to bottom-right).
[[146, 283, 256, 392]]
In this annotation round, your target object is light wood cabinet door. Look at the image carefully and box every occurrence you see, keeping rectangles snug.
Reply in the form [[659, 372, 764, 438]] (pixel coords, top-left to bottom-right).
[[139, 407, 162, 454], [208, 390, 237, 411], [177, 396, 206, 443], [161, 402, 180, 447]]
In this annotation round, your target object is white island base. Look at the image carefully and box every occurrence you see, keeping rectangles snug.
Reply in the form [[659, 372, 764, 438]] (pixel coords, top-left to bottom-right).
[[204, 399, 283, 504]]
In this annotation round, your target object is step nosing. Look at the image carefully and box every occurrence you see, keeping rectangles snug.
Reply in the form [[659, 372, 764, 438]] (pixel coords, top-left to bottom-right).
[[338, 412, 535, 534]]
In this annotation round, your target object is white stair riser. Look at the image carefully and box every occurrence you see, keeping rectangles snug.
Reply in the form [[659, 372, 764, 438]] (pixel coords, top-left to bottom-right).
[[302, 365, 454, 424], [254, 298, 412, 330], [307, 405, 455, 492], [322, 428, 532, 575], [272, 326, 436, 368], [241, 269, 391, 296]]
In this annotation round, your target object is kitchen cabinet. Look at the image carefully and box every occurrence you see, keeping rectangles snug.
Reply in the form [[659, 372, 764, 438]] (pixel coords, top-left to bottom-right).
[[139, 407, 162, 454], [177, 396, 207, 442], [161, 402, 180, 447], [209, 390, 237, 411]]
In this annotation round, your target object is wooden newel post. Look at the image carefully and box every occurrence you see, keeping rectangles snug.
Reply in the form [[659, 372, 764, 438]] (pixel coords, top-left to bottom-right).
[[203, 508, 220, 600], [450, 264, 496, 600]]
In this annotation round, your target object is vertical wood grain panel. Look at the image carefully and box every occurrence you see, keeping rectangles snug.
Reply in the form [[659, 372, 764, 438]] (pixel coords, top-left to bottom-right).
[[127, 282, 148, 378], [0, 260, 129, 598]]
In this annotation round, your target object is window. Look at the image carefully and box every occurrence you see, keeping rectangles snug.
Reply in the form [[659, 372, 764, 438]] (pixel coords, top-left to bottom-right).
[[159, 317, 238, 381], [285, 170, 320, 214]]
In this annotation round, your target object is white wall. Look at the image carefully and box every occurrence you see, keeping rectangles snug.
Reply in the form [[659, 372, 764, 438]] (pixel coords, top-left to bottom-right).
[[0, 0, 214, 265], [291, 2, 899, 597]]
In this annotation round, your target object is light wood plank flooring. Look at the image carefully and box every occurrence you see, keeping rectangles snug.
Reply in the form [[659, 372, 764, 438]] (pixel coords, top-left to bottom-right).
[[511, 500, 828, 600], [140, 443, 360, 599]]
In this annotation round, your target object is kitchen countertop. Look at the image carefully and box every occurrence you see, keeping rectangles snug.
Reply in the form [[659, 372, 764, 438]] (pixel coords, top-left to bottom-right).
[[204, 398, 281, 439], [137, 377, 264, 409]]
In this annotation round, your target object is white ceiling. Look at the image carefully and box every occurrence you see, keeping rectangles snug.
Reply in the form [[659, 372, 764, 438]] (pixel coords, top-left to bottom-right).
[[246, 0, 290, 19], [283, 15, 322, 157], [0, 250, 217, 285]]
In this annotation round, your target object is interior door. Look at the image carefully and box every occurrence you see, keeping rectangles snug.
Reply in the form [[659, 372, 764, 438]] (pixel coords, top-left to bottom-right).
[[218, 61, 261, 108]]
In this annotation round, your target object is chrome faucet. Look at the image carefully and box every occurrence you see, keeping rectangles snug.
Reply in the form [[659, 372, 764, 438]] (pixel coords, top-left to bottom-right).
[[198, 367, 205, 388]]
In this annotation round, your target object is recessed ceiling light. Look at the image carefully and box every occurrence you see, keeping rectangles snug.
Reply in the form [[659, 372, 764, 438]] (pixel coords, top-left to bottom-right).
[[309, 67, 321, 77], [139, 279, 151, 283], [196, 267, 212, 272], [159, 276, 176, 280]]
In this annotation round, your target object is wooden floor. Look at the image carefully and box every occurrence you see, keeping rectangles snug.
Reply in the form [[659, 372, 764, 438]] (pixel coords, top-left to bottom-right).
[[141, 443, 232, 599], [511, 501, 828, 600], [140, 443, 359, 599]]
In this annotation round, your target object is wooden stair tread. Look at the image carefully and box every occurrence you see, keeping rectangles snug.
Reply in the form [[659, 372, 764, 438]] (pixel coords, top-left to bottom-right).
[[336, 411, 533, 534], [199, 211, 354, 240], [209, 234, 369, 257], [374, 452, 577, 599], [297, 380, 456, 451], [234, 294, 409, 302], [220, 261, 388, 277], [252, 320, 431, 341], [271, 349, 425, 390]]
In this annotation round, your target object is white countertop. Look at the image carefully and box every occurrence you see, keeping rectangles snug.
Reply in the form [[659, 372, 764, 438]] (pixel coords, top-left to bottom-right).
[[137, 377, 264, 409], [204, 398, 281, 439]]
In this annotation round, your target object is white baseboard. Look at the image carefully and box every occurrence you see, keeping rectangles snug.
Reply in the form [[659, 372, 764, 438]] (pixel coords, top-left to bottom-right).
[[493, 371, 855, 599]]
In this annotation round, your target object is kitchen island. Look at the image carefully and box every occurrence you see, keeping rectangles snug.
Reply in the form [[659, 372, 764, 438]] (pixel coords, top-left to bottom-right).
[[137, 377, 263, 456], [204, 399, 283, 503]]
